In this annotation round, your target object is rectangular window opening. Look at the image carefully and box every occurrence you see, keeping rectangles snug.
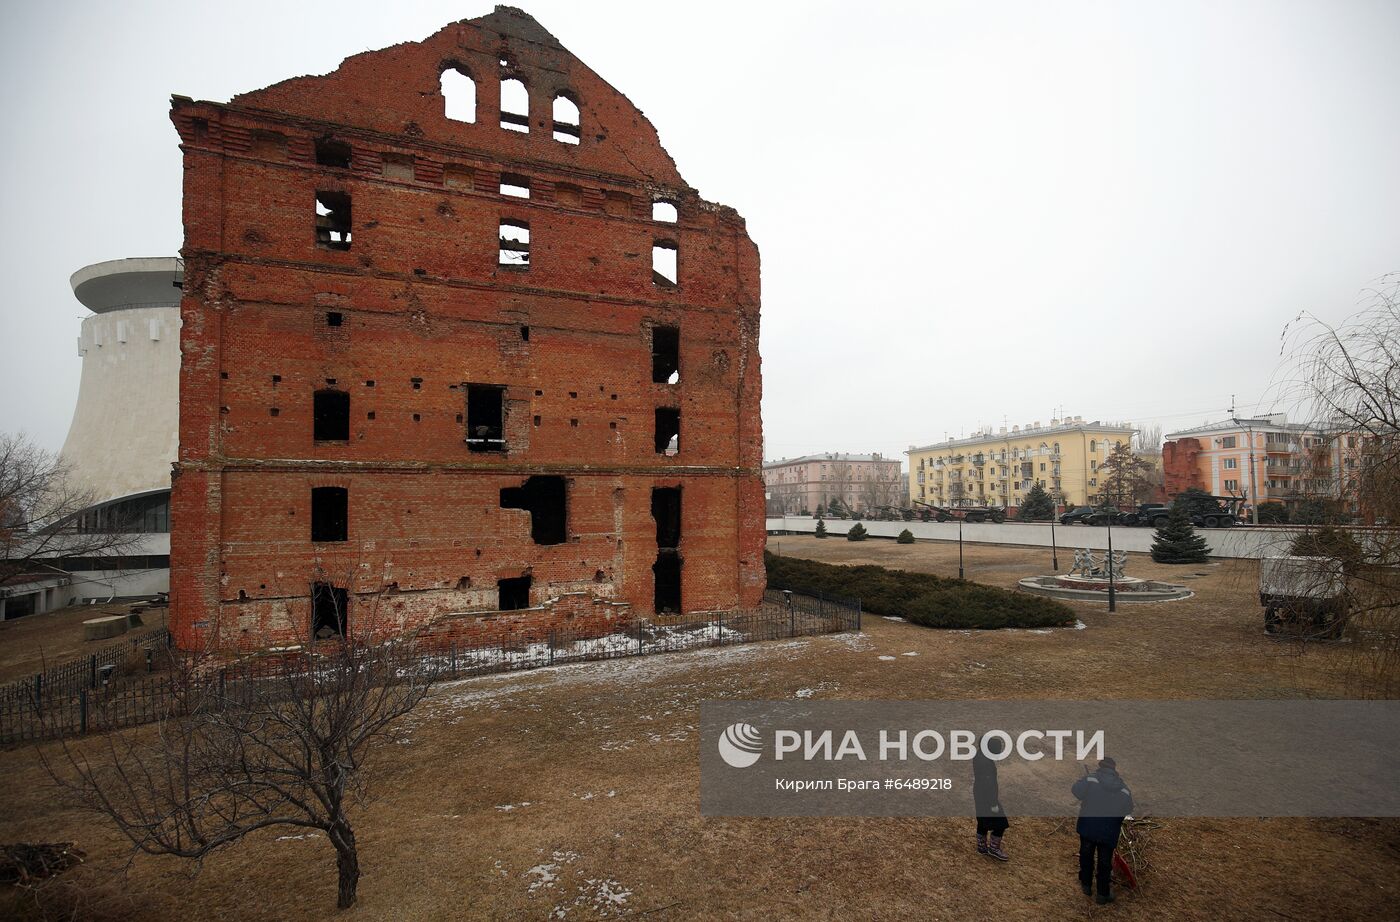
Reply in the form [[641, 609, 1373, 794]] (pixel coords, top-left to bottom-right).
[[467, 384, 506, 452], [326, 311, 343, 327], [311, 583, 348, 639], [314, 390, 350, 441], [652, 487, 681, 550], [652, 240, 678, 287], [497, 575, 532, 610], [500, 476, 567, 545], [651, 325, 680, 384], [315, 192, 352, 250], [499, 219, 530, 268], [311, 486, 348, 542], [653, 553, 681, 614], [654, 407, 680, 455], [499, 173, 531, 198]]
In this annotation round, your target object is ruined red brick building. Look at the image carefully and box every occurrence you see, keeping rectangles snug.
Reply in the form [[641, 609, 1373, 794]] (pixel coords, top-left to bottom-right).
[[168, 7, 764, 650]]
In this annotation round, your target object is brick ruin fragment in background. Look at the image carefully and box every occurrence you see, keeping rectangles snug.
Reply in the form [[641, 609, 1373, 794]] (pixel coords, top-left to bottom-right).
[[168, 6, 764, 651]]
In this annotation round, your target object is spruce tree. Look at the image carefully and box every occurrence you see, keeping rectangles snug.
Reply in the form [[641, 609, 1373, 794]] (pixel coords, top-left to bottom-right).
[[1018, 482, 1054, 521], [1150, 503, 1210, 563], [814, 519, 828, 539], [897, 528, 915, 544], [846, 522, 868, 541]]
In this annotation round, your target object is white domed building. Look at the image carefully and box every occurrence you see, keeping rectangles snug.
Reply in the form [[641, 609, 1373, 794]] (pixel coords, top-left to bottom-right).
[[55, 257, 182, 602]]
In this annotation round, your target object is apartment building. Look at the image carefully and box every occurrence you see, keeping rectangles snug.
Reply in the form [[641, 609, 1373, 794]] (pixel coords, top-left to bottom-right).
[[906, 416, 1137, 510], [1163, 414, 1366, 515], [763, 453, 902, 515]]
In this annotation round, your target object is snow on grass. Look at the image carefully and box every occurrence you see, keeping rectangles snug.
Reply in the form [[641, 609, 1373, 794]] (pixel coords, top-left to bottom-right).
[[881, 616, 907, 623], [878, 655, 897, 661], [901, 651, 919, 656], [431, 638, 814, 710]]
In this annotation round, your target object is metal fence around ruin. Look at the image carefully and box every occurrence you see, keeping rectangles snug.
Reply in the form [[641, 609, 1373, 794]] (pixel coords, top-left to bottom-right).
[[0, 592, 860, 745], [0, 626, 172, 708]]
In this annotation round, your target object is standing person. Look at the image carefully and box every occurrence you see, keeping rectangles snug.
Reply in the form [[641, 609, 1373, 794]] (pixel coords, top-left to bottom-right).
[[972, 737, 1010, 861], [1072, 756, 1134, 904]]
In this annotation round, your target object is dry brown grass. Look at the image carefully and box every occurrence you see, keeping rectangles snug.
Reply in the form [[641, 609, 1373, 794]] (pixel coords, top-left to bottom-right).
[[1, 539, 1395, 920], [0, 604, 167, 686]]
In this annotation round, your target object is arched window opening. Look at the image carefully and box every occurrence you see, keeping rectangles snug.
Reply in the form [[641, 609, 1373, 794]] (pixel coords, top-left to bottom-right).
[[552, 94, 580, 144], [1089, 440, 1098, 453], [652, 239, 678, 287], [441, 67, 476, 123], [652, 200, 678, 223], [500, 78, 529, 132]]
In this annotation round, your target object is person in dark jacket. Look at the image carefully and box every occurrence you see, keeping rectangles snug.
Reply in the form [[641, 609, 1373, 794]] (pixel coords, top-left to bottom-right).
[[1072, 756, 1134, 904], [972, 737, 1010, 860]]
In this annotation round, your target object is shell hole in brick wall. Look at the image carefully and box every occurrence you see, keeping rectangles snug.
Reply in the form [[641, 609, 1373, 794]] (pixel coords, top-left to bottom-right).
[[570, 418, 578, 427], [500, 78, 529, 133], [456, 576, 471, 590], [411, 377, 423, 390], [326, 312, 343, 327], [652, 240, 678, 287], [500, 476, 567, 545], [314, 137, 351, 168], [552, 94, 580, 144], [440, 67, 476, 123], [272, 374, 282, 383], [533, 415, 541, 427], [269, 407, 280, 417], [520, 325, 530, 341], [500, 173, 530, 198], [653, 201, 678, 223], [499, 220, 530, 267]]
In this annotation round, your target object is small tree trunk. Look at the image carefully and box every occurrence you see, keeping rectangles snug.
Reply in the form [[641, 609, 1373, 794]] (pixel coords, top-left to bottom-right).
[[331, 819, 360, 909]]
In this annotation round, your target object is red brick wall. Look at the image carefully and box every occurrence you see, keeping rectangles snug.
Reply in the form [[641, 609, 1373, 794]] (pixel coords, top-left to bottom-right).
[[169, 8, 764, 650], [1161, 438, 1205, 498]]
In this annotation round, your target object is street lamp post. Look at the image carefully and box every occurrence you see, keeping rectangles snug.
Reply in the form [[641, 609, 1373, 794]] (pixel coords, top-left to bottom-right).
[[1106, 513, 1117, 613], [1049, 488, 1060, 572], [958, 517, 965, 580]]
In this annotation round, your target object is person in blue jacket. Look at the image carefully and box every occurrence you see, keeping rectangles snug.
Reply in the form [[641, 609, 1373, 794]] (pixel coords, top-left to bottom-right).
[[972, 736, 1010, 860], [1072, 756, 1133, 904]]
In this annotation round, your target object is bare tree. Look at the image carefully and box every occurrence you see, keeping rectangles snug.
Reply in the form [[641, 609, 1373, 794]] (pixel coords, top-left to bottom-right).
[[1133, 423, 1164, 454], [45, 583, 442, 909], [0, 432, 141, 584], [857, 462, 902, 512], [826, 461, 853, 512], [1283, 274, 1400, 696]]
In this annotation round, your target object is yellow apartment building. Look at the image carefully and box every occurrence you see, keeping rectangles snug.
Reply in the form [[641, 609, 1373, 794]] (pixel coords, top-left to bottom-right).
[[907, 416, 1138, 511]]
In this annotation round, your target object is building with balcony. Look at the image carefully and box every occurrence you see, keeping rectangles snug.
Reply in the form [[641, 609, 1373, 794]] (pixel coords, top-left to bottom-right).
[[906, 416, 1137, 511], [1163, 414, 1366, 515]]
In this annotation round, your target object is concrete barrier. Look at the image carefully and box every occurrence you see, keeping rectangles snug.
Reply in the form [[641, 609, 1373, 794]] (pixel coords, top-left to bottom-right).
[[766, 516, 1329, 560]]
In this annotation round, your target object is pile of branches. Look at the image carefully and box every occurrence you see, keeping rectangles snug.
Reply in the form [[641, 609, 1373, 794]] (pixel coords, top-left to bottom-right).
[[0, 843, 85, 886], [1115, 817, 1162, 887]]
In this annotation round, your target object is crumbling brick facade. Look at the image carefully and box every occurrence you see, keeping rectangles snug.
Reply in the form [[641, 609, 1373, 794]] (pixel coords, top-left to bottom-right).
[[1161, 438, 1206, 498], [168, 7, 764, 650]]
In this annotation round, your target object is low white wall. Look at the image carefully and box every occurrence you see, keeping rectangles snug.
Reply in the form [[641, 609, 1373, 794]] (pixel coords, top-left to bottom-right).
[[766, 517, 1314, 560], [64, 568, 169, 603]]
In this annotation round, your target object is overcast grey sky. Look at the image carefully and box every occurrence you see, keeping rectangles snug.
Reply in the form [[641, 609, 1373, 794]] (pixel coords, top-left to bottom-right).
[[2, 0, 1398, 465]]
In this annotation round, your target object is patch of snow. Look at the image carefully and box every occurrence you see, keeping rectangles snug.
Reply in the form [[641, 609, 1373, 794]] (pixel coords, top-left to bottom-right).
[[881, 616, 907, 622], [526, 863, 560, 893], [878, 655, 897, 661], [795, 688, 815, 698], [496, 801, 533, 812], [901, 651, 919, 656], [1075, 620, 1088, 630]]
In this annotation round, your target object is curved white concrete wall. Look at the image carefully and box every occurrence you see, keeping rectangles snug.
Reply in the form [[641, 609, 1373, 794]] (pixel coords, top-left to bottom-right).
[[60, 259, 181, 507]]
